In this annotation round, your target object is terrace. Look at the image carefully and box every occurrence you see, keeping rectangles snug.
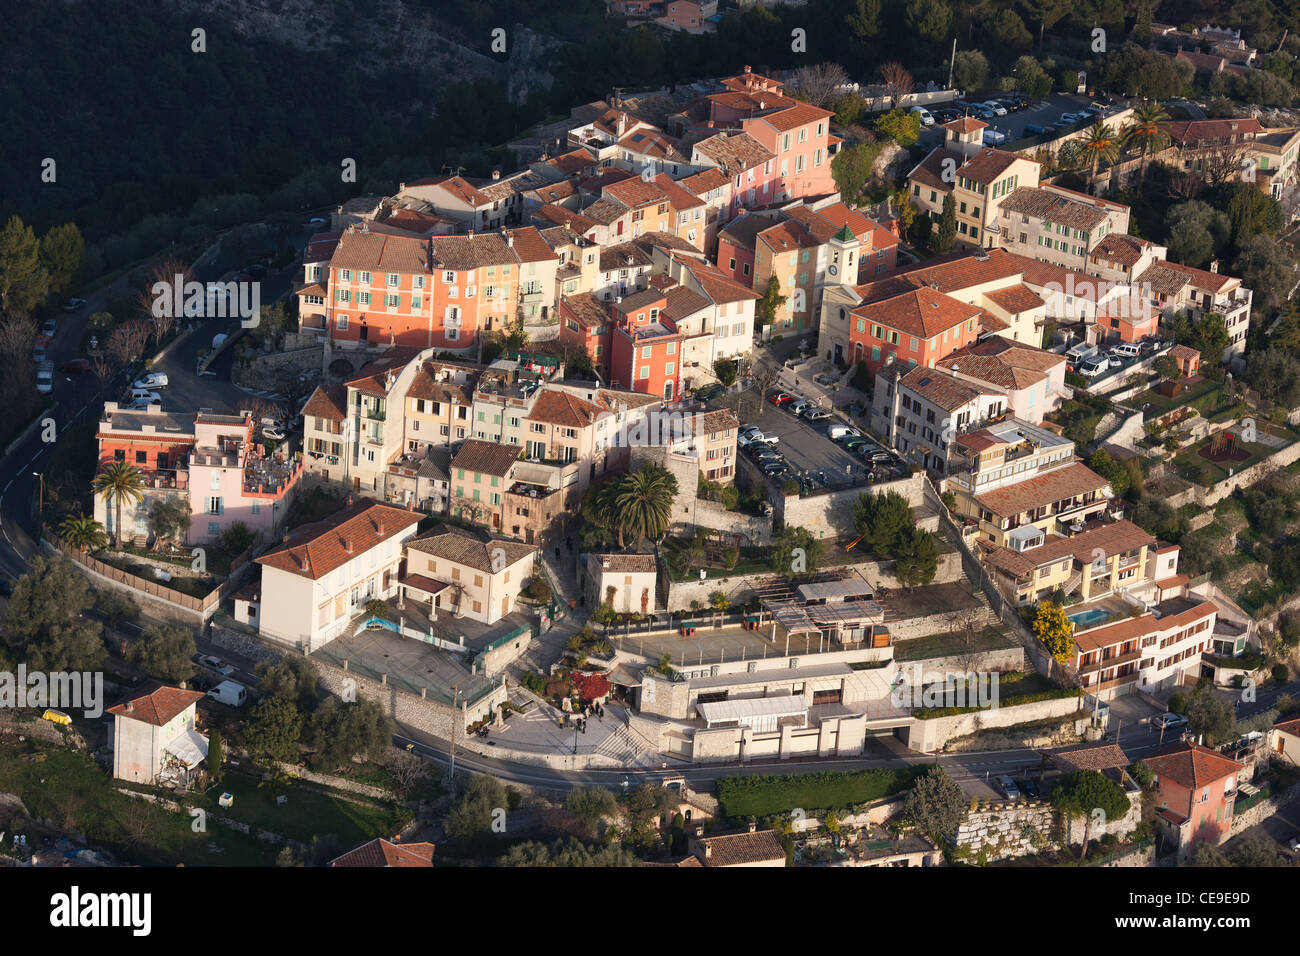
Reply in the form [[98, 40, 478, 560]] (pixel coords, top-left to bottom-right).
[[244, 453, 303, 496]]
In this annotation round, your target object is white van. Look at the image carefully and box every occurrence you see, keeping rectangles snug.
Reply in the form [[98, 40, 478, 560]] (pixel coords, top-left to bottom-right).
[[1113, 343, 1141, 360], [1078, 355, 1110, 378], [36, 362, 54, 394], [207, 681, 247, 707], [127, 388, 162, 404], [910, 106, 935, 126]]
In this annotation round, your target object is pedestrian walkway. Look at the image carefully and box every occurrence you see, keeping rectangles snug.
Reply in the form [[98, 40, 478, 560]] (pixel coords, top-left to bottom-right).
[[539, 545, 582, 612]]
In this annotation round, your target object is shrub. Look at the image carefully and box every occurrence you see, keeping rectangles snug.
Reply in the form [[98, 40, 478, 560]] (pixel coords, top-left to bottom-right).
[[1273, 664, 1290, 684], [526, 577, 552, 603]]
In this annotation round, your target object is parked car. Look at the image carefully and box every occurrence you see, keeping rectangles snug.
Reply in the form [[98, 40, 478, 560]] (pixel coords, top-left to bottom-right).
[[1077, 355, 1109, 378], [36, 362, 54, 394], [63, 297, 87, 313], [981, 101, 1007, 116], [127, 388, 163, 404], [813, 372, 839, 386], [1024, 124, 1049, 136], [207, 680, 247, 707], [41, 318, 57, 336], [696, 383, 725, 401], [1057, 112, 1083, 126], [59, 358, 91, 374], [910, 106, 935, 126], [32, 344, 46, 363], [306, 216, 327, 226], [1153, 712, 1188, 731], [738, 431, 768, 447], [132, 372, 169, 390], [262, 426, 286, 441], [1289, 835, 1300, 854], [1017, 778, 1041, 799], [982, 129, 1007, 146], [973, 105, 996, 119], [1084, 101, 1107, 116], [843, 436, 870, 451], [762, 462, 789, 478], [805, 409, 833, 423], [768, 391, 794, 406], [788, 399, 812, 416], [995, 776, 1022, 801], [199, 656, 236, 677], [828, 425, 862, 441], [1114, 342, 1141, 360]]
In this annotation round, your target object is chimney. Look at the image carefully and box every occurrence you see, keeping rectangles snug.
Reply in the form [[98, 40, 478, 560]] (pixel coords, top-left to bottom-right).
[[743, 64, 752, 74], [704, 843, 712, 859], [748, 821, 757, 833], [1210, 259, 1220, 273], [694, 825, 705, 837], [617, 113, 627, 137], [506, 232, 514, 248], [492, 169, 501, 181], [126, 700, 134, 713]]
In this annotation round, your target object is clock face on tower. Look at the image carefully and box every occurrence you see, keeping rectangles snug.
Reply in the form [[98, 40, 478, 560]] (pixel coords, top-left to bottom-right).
[[828, 265, 838, 276]]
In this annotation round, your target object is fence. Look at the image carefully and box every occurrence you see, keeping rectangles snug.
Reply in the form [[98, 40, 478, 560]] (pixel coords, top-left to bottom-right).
[[49, 534, 253, 622]]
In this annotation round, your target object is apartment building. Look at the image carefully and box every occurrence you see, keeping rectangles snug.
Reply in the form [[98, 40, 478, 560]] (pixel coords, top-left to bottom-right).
[[677, 167, 732, 254], [871, 365, 1010, 477], [254, 499, 422, 651], [660, 256, 758, 371], [689, 131, 781, 218], [448, 439, 525, 533], [296, 232, 341, 333], [397, 175, 518, 231], [302, 384, 350, 485], [339, 352, 429, 496], [608, 288, 685, 400], [188, 411, 302, 546], [656, 0, 718, 33], [1136, 259, 1253, 362], [1085, 233, 1169, 285], [94, 403, 195, 543], [1246, 127, 1300, 200], [559, 292, 615, 375], [667, 406, 741, 484], [540, 225, 602, 302], [109, 682, 207, 786], [908, 118, 1042, 249], [994, 185, 1130, 272], [982, 519, 1156, 606], [584, 552, 659, 613], [846, 286, 984, 374], [942, 336, 1068, 421], [568, 109, 659, 168], [945, 419, 1112, 547], [403, 524, 537, 625], [1146, 740, 1243, 854]]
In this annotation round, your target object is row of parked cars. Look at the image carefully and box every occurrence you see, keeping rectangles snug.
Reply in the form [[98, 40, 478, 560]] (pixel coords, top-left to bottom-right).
[[1065, 337, 1164, 379], [1023, 101, 1116, 137]]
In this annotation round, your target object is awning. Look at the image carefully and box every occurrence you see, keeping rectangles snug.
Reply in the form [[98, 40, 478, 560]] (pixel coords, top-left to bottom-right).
[[164, 729, 210, 769], [607, 665, 643, 687]]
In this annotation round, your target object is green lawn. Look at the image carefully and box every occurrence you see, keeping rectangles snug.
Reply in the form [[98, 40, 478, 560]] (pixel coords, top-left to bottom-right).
[[1137, 378, 1223, 421], [1172, 438, 1278, 486], [715, 766, 926, 818], [197, 770, 407, 847]]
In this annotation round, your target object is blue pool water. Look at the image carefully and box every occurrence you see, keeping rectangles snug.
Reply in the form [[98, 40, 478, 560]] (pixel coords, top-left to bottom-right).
[[1069, 609, 1111, 630]]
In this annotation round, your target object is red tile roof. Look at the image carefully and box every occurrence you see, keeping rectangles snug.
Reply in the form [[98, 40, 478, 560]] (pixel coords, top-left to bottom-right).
[[256, 499, 422, 580], [942, 117, 987, 135], [300, 384, 348, 421], [526, 389, 606, 428], [450, 439, 522, 477], [852, 287, 980, 339], [329, 838, 435, 867], [1145, 740, 1243, 790], [331, 229, 431, 274], [107, 681, 205, 727], [974, 461, 1110, 518]]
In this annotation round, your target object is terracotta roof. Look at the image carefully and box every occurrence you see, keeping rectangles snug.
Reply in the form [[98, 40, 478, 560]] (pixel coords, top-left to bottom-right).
[[346, 352, 419, 397], [943, 335, 1063, 390], [1090, 233, 1153, 268], [719, 212, 777, 250], [890, 248, 1023, 294], [754, 101, 833, 133], [417, 175, 490, 207], [530, 181, 576, 204], [546, 148, 597, 176], [1048, 741, 1131, 774], [1274, 715, 1300, 737], [692, 131, 776, 175], [653, 173, 704, 209], [984, 284, 1045, 314], [687, 407, 740, 437], [592, 553, 658, 573], [1169, 344, 1201, 360], [974, 461, 1110, 518], [852, 287, 980, 339], [599, 242, 654, 271], [257, 500, 421, 580], [942, 117, 987, 135], [616, 128, 687, 161], [707, 89, 796, 115], [301, 384, 348, 421], [595, 388, 661, 411], [632, 230, 702, 256], [1072, 599, 1218, 654], [430, 233, 520, 272], [526, 389, 606, 428], [329, 838, 435, 868], [757, 219, 820, 253], [451, 439, 522, 477], [562, 293, 611, 329], [1145, 740, 1243, 790], [1163, 117, 1264, 144], [897, 365, 985, 411], [678, 167, 731, 196], [694, 828, 786, 866], [406, 524, 537, 572], [1155, 574, 1191, 591], [107, 681, 204, 727], [985, 520, 1154, 578], [407, 363, 475, 403], [303, 232, 342, 263], [1002, 252, 1106, 302], [331, 229, 430, 274], [678, 257, 761, 304], [1000, 186, 1109, 231], [603, 178, 670, 209], [582, 197, 630, 225], [661, 285, 712, 322]]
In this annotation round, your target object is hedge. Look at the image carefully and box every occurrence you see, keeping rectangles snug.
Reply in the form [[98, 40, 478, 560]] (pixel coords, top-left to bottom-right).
[[715, 766, 924, 819], [914, 687, 1082, 719]]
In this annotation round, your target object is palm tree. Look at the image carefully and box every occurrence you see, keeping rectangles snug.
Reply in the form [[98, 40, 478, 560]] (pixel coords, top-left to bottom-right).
[[58, 513, 107, 553], [580, 477, 625, 548], [612, 463, 678, 551], [1123, 101, 1171, 183], [91, 462, 145, 546], [1079, 121, 1120, 185]]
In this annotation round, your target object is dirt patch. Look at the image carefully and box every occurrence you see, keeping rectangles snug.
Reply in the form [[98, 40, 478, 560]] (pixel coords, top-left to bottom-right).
[[1198, 442, 1249, 464]]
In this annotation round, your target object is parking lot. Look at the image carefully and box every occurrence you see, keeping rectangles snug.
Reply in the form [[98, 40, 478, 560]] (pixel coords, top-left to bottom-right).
[[740, 391, 908, 492], [919, 92, 1112, 147]]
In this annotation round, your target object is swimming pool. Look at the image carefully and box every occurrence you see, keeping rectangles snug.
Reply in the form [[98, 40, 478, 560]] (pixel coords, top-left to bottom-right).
[[1068, 608, 1111, 630]]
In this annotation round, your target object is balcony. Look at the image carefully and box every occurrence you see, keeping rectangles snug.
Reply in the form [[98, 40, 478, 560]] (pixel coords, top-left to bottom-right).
[[362, 406, 386, 422], [1079, 648, 1142, 674], [520, 289, 544, 303]]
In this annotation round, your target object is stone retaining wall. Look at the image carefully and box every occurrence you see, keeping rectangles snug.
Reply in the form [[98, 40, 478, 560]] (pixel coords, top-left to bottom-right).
[[904, 697, 1087, 753]]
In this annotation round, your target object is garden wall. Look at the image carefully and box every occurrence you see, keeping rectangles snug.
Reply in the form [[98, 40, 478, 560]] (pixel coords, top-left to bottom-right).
[[232, 345, 323, 390], [775, 473, 925, 538], [694, 499, 773, 544], [904, 697, 1087, 753]]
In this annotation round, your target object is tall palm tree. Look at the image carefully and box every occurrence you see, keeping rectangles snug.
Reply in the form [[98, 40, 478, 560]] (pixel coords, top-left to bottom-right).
[[1079, 121, 1120, 185], [613, 464, 678, 551], [58, 513, 107, 553], [1124, 101, 1171, 183], [91, 462, 145, 546]]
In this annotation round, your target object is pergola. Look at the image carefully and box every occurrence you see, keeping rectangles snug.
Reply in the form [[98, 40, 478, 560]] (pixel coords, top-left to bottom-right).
[[762, 597, 886, 655]]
